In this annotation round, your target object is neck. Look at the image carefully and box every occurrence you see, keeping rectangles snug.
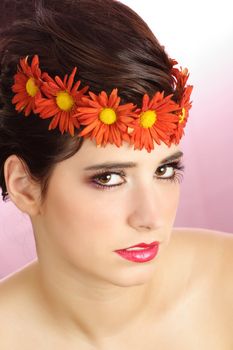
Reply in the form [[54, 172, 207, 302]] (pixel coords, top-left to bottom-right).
[[31, 251, 169, 346]]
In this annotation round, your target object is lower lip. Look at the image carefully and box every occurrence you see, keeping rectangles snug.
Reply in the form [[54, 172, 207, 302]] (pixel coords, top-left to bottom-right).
[[115, 244, 159, 263]]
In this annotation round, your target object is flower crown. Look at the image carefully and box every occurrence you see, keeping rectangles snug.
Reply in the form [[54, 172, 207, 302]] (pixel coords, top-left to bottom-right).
[[11, 54, 193, 153]]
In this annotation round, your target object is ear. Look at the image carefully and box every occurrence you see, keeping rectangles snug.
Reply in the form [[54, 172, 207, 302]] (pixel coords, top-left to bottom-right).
[[4, 155, 42, 216]]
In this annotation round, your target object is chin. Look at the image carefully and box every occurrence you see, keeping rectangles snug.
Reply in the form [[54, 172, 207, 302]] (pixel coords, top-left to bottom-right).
[[107, 263, 157, 288]]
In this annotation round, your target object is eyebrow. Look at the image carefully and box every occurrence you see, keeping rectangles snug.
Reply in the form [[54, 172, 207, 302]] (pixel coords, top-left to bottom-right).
[[83, 151, 184, 171]]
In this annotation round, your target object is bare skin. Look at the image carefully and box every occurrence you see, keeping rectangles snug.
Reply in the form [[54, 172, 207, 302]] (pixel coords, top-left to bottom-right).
[[0, 140, 233, 348], [0, 227, 232, 349]]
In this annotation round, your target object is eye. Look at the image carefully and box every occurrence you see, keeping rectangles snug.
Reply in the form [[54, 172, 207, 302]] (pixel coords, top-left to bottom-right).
[[89, 160, 185, 190], [90, 170, 126, 190], [155, 161, 185, 183], [156, 163, 179, 178], [156, 165, 173, 177]]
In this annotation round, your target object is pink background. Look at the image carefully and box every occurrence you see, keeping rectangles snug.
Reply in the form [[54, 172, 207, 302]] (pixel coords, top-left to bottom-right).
[[1, 0, 233, 279]]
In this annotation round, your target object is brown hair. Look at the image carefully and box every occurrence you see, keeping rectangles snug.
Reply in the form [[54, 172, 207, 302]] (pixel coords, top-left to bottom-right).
[[0, 0, 176, 204]]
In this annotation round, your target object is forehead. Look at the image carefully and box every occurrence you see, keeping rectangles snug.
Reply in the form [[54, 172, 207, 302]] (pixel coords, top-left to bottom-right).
[[72, 138, 182, 166]]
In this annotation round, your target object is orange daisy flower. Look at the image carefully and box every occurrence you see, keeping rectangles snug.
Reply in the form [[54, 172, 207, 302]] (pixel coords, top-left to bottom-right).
[[74, 88, 138, 147], [34, 68, 89, 136], [12, 55, 42, 116], [170, 85, 193, 144], [125, 91, 180, 153]]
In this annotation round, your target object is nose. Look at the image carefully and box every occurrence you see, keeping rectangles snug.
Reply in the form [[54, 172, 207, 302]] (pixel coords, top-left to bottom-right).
[[127, 183, 164, 232]]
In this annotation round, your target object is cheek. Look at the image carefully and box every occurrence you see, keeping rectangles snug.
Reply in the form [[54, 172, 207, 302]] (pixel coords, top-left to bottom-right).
[[41, 185, 117, 253], [41, 186, 124, 273], [162, 185, 180, 220]]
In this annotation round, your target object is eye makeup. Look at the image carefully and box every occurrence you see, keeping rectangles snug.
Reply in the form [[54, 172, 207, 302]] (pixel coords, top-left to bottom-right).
[[87, 159, 185, 191]]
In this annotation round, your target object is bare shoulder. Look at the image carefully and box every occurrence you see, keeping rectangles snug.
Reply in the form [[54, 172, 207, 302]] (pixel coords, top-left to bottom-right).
[[172, 226, 233, 270], [0, 261, 38, 328], [172, 226, 233, 259], [172, 225, 233, 244], [0, 261, 46, 349], [0, 260, 35, 294], [172, 227, 233, 317], [171, 225, 232, 272]]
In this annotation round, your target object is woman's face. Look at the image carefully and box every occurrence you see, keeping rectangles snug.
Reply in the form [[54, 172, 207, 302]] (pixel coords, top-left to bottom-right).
[[33, 139, 184, 286]]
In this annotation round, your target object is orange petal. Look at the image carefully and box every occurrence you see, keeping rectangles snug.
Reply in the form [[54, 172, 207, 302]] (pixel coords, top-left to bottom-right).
[[15, 99, 29, 110], [77, 107, 100, 114], [12, 93, 27, 103], [24, 101, 33, 116], [91, 121, 103, 138], [49, 114, 60, 130], [55, 75, 65, 90], [78, 119, 99, 136], [72, 116, 81, 129], [108, 88, 119, 108], [95, 123, 107, 145], [103, 125, 110, 144], [63, 74, 68, 86], [150, 127, 162, 145], [98, 91, 108, 107], [142, 94, 150, 110], [71, 80, 81, 94], [88, 91, 98, 102], [111, 124, 121, 147], [31, 54, 39, 67], [68, 119, 75, 137], [117, 103, 136, 112], [77, 115, 97, 125], [59, 111, 66, 132], [67, 67, 77, 91]]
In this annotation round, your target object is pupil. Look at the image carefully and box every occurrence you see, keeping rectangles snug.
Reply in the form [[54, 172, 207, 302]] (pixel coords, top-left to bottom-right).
[[158, 166, 166, 175], [101, 174, 110, 183]]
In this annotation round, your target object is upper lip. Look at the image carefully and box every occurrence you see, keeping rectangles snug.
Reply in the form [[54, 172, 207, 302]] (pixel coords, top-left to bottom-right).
[[116, 241, 159, 250]]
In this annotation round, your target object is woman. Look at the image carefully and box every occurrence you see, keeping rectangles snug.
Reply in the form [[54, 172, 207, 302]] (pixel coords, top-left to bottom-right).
[[0, 0, 232, 348]]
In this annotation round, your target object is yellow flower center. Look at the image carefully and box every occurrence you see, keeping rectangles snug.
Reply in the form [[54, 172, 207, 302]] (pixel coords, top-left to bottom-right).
[[99, 108, 117, 125], [56, 91, 74, 111], [26, 78, 38, 97], [179, 107, 186, 123], [140, 110, 157, 128]]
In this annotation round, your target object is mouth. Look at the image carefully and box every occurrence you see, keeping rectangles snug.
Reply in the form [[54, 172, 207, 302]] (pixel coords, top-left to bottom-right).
[[114, 242, 160, 263], [115, 241, 159, 251]]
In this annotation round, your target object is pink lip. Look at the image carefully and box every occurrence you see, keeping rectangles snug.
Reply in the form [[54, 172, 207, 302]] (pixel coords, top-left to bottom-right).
[[115, 243, 159, 263], [116, 241, 159, 251]]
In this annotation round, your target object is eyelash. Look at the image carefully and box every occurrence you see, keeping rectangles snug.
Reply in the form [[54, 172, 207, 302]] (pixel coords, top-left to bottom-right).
[[89, 160, 185, 190]]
